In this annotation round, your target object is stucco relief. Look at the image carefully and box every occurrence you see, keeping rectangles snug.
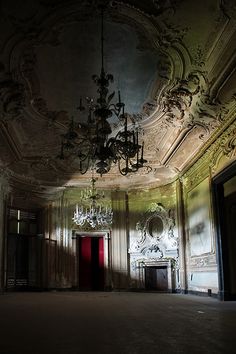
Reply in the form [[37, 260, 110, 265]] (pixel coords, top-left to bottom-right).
[[129, 202, 179, 289], [131, 203, 176, 255], [184, 118, 236, 192], [191, 45, 205, 68], [20, 47, 63, 122], [189, 253, 217, 269], [0, 0, 235, 193], [144, 71, 226, 169], [161, 71, 224, 132], [10, 0, 188, 128], [0, 63, 25, 120], [220, 0, 236, 19], [152, 0, 182, 16], [210, 126, 236, 173]]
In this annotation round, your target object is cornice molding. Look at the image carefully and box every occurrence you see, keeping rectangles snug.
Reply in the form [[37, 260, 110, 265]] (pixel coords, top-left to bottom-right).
[[183, 116, 236, 191]]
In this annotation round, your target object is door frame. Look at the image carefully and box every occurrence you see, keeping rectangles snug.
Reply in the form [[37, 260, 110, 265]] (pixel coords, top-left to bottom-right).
[[72, 231, 111, 290], [212, 160, 236, 300]]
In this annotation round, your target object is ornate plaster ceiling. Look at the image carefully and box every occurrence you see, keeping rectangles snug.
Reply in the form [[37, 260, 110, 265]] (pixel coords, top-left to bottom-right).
[[0, 0, 236, 196]]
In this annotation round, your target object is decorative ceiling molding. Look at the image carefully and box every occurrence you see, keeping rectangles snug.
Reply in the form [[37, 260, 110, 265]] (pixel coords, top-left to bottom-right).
[[0, 64, 25, 120], [1, 0, 192, 127], [0, 0, 236, 194], [183, 117, 236, 191]]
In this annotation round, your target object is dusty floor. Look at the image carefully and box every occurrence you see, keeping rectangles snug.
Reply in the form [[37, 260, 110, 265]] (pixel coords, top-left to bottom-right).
[[0, 291, 236, 354]]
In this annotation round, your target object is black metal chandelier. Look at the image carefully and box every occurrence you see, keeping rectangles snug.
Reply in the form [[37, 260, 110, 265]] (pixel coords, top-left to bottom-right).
[[58, 5, 147, 176]]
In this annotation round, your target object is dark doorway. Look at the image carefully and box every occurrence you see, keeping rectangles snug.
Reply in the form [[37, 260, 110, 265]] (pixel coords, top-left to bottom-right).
[[78, 236, 104, 290], [145, 266, 168, 291], [6, 208, 41, 290], [212, 161, 236, 300], [7, 234, 42, 290], [7, 234, 28, 289], [223, 190, 236, 298]]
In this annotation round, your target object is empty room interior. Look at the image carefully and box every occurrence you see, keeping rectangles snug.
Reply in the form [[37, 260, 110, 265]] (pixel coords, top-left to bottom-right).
[[0, 0, 236, 353]]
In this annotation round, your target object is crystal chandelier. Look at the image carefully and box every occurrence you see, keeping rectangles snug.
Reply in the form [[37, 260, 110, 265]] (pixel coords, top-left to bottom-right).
[[58, 5, 148, 176], [72, 176, 113, 229]]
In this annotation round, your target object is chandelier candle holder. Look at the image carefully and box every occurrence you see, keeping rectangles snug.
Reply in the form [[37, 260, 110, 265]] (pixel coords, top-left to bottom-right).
[[72, 177, 113, 228], [58, 4, 148, 176]]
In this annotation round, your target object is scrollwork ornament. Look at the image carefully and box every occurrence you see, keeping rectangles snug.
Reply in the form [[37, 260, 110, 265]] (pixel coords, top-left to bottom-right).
[[153, 0, 182, 16], [220, 0, 236, 19], [0, 64, 25, 120], [220, 129, 236, 157], [183, 117, 236, 186], [191, 45, 205, 68], [160, 71, 223, 132], [133, 202, 177, 258], [210, 126, 236, 172], [157, 20, 189, 48]]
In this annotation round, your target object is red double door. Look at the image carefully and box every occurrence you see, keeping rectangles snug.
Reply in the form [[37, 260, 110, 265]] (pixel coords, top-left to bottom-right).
[[79, 236, 104, 290]]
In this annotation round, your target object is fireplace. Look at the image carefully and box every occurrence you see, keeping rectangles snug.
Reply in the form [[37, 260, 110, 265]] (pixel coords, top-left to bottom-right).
[[143, 260, 174, 292]]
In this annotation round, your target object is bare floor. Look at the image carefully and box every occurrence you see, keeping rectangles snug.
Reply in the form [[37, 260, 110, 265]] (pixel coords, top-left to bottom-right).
[[0, 292, 236, 354]]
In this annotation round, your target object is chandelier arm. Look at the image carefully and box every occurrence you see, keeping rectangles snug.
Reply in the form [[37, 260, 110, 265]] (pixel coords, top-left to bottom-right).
[[79, 156, 90, 175], [118, 153, 128, 161], [108, 103, 124, 117], [56, 141, 65, 159], [118, 157, 128, 176], [76, 140, 94, 164], [78, 154, 89, 163]]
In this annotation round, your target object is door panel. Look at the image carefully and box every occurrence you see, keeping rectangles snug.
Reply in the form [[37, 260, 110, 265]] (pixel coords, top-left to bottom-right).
[[7, 235, 28, 289], [6, 234, 17, 289], [79, 237, 92, 290], [212, 163, 236, 300], [98, 237, 104, 288], [79, 237, 104, 290], [224, 191, 236, 297]]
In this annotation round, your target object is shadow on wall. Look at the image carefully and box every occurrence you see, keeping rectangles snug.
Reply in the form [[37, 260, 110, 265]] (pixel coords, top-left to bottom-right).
[[5, 235, 132, 291], [4, 199, 179, 292], [5, 236, 175, 292]]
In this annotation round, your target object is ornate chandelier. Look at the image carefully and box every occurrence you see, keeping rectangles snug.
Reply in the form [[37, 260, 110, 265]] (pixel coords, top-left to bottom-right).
[[58, 5, 147, 176], [72, 176, 113, 229]]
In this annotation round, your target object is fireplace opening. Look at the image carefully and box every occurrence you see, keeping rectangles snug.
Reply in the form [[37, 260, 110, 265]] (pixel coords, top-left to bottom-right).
[[145, 266, 168, 291]]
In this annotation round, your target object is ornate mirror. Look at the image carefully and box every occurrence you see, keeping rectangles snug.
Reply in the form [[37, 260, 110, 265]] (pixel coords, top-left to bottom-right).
[[148, 215, 164, 238]]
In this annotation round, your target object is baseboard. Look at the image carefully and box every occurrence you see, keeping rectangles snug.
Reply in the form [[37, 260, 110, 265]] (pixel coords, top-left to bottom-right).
[[185, 289, 219, 299]]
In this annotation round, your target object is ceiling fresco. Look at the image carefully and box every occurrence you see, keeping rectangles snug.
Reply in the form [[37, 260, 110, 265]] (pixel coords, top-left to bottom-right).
[[0, 0, 236, 197]]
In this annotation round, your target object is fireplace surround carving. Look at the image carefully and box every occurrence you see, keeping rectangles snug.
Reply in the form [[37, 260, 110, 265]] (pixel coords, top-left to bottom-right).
[[129, 202, 179, 290]]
